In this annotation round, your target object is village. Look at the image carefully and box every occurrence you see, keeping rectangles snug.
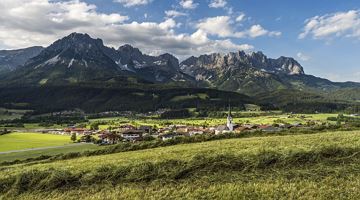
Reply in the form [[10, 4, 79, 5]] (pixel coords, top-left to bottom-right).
[[35, 107, 306, 145]]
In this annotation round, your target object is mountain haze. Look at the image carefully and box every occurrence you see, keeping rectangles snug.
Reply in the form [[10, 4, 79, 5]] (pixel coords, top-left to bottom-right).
[[0, 46, 44, 73]]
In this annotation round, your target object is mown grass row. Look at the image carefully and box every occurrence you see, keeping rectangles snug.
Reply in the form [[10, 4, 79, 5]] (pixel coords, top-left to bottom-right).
[[0, 145, 359, 197], [0, 126, 355, 167]]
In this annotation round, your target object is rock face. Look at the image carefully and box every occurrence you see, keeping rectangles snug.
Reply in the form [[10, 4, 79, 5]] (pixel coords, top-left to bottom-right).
[[0, 46, 43, 72], [105, 44, 185, 82], [7, 33, 189, 85], [180, 51, 304, 78], [179, 51, 320, 94]]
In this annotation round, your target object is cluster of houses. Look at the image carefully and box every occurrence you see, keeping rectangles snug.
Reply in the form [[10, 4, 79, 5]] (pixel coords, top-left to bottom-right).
[[37, 106, 303, 144]]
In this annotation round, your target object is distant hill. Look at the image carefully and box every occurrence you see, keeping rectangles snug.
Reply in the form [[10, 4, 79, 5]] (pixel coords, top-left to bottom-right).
[[254, 89, 359, 113], [0, 86, 253, 113]]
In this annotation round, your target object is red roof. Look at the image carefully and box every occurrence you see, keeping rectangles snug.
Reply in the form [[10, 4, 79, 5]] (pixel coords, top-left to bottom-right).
[[259, 125, 270, 129], [64, 128, 88, 132]]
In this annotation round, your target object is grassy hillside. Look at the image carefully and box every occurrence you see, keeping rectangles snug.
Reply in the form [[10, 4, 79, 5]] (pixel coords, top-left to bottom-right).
[[0, 108, 30, 120], [255, 89, 360, 113], [325, 88, 360, 102], [0, 86, 253, 113], [0, 130, 359, 199]]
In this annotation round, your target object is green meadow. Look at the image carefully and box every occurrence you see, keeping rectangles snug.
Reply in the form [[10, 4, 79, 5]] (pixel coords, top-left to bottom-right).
[[91, 113, 339, 130], [0, 133, 71, 152], [0, 130, 359, 199], [0, 143, 104, 163]]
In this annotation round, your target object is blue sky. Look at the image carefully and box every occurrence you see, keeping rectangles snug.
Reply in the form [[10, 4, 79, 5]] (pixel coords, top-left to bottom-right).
[[0, 0, 359, 82]]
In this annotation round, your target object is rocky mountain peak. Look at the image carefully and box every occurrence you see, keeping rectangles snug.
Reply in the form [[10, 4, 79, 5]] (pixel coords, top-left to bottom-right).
[[46, 32, 104, 53], [116, 44, 143, 63], [275, 56, 304, 75], [118, 44, 142, 55], [181, 50, 305, 76], [24, 32, 119, 72], [159, 53, 179, 69]]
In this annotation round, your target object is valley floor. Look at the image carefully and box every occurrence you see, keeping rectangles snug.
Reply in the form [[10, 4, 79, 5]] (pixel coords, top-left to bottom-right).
[[1, 130, 360, 199]]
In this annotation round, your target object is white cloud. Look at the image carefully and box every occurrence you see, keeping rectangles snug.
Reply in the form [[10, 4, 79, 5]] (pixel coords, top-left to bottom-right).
[[247, 25, 268, 37], [0, 0, 253, 60], [299, 10, 360, 40], [247, 25, 282, 37], [114, 0, 152, 7], [196, 16, 235, 37], [159, 19, 177, 29], [165, 10, 187, 18], [296, 52, 311, 61], [180, 0, 198, 9], [196, 16, 281, 38], [209, 0, 227, 8], [0, 0, 129, 48], [236, 13, 246, 22]]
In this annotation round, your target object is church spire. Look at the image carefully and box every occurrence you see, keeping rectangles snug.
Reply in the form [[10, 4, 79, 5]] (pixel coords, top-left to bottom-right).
[[227, 100, 234, 131], [228, 100, 231, 117]]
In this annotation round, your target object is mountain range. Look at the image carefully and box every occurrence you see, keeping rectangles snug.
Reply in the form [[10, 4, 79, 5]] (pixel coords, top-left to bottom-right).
[[1, 33, 358, 93], [0, 32, 359, 113], [1, 33, 195, 86]]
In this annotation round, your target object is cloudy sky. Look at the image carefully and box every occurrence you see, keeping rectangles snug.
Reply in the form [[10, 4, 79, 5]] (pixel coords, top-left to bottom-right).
[[0, 0, 359, 82]]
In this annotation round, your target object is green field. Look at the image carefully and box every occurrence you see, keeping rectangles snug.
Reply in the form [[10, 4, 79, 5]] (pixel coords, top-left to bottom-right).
[[0, 143, 104, 163], [0, 133, 71, 152], [90, 113, 338, 130], [1, 130, 359, 199]]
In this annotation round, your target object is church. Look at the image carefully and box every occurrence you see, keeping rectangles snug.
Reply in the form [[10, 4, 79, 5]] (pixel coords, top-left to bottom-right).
[[214, 103, 237, 135], [226, 104, 234, 131]]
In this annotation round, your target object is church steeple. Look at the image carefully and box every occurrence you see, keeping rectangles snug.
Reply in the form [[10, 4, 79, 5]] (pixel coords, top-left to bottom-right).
[[227, 101, 234, 131], [228, 102, 232, 117]]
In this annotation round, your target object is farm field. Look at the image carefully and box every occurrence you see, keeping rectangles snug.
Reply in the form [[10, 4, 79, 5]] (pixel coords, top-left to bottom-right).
[[0, 132, 72, 152], [0, 123, 66, 131], [1, 130, 359, 199], [90, 113, 339, 130], [0, 143, 104, 163]]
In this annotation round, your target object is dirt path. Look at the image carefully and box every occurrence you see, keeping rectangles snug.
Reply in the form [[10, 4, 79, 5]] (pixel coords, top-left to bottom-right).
[[0, 143, 91, 154]]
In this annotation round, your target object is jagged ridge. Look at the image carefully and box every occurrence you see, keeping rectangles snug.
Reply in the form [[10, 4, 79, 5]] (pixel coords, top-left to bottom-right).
[[0, 33, 358, 95]]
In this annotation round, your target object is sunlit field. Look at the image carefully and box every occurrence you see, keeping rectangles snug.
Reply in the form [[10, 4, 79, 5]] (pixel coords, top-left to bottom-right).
[[89, 113, 339, 130], [0, 132, 71, 152]]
